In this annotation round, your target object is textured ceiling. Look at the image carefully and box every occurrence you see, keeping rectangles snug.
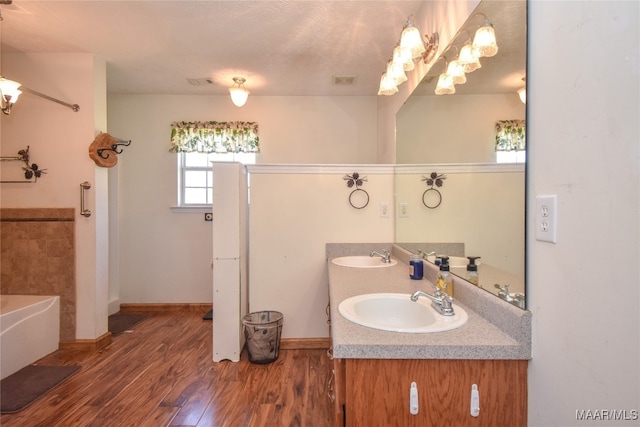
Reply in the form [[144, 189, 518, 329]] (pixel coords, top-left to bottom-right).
[[0, 0, 525, 97]]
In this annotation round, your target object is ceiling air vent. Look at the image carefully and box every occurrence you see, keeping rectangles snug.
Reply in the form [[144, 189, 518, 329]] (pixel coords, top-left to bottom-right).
[[332, 76, 357, 86], [187, 78, 214, 86]]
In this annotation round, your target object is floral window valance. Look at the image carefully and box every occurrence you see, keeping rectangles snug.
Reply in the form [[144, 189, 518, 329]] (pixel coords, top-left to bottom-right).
[[495, 119, 526, 152], [169, 121, 260, 153]]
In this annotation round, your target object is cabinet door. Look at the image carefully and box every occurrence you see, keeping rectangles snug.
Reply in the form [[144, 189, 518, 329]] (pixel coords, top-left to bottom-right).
[[345, 359, 527, 427]]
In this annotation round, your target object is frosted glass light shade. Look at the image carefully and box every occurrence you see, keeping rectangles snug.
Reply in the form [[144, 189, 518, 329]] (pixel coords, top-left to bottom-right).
[[393, 44, 414, 72], [378, 73, 398, 96], [458, 42, 481, 73], [518, 87, 526, 103], [472, 22, 498, 57], [446, 60, 467, 84], [400, 24, 426, 59], [435, 73, 455, 95], [387, 60, 407, 85], [229, 87, 249, 107]]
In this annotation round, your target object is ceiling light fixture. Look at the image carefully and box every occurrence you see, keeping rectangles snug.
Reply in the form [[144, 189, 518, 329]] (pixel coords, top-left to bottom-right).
[[228, 77, 249, 107], [472, 13, 499, 57], [517, 77, 526, 104], [0, 75, 80, 115]]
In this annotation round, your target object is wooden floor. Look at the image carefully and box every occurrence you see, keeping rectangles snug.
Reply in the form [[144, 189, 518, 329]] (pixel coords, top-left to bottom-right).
[[1, 311, 333, 427]]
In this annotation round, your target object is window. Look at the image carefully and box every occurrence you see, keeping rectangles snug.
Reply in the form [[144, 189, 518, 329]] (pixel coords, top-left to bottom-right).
[[170, 121, 259, 208], [495, 119, 526, 164], [178, 152, 256, 206]]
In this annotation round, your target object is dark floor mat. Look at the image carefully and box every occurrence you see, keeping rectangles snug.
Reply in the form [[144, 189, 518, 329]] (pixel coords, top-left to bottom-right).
[[108, 312, 148, 335], [1, 364, 81, 413], [203, 309, 213, 320]]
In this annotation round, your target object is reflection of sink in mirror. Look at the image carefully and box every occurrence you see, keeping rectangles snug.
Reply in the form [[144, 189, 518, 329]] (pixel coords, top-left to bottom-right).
[[426, 256, 480, 268], [338, 293, 468, 333], [331, 256, 398, 268]]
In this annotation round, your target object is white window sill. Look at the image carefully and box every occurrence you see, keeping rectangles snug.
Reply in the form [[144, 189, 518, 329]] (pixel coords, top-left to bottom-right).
[[170, 206, 212, 214]]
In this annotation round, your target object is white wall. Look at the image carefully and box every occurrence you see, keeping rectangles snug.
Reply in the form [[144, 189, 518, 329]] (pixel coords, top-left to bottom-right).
[[527, 2, 639, 425], [396, 94, 525, 163], [106, 95, 379, 305], [0, 53, 109, 340], [248, 166, 394, 338]]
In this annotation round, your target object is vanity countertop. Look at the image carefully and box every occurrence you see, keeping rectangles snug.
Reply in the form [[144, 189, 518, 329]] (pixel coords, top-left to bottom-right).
[[328, 248, 531, 360]]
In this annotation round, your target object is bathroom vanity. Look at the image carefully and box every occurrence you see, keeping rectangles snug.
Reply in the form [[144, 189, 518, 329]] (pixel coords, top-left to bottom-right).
[[327, 244, 531, 427]]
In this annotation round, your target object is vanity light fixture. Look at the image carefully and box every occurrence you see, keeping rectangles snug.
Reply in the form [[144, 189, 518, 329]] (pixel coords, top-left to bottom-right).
[[386, 59, 407, 86], [0, 75, 80, 115], [378, 16, 439, 96], [400, 16, 426, 60], [472, 13, 498, 57], [228, 77, 250, 107], [377, 72, 398, 96]]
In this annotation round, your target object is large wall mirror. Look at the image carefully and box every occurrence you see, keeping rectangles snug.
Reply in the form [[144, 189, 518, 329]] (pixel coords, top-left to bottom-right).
[[395, 0, 527, 308]]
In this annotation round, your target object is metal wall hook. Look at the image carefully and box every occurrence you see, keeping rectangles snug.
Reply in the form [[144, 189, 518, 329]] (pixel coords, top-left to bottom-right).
[[96, 139, 131, 159]]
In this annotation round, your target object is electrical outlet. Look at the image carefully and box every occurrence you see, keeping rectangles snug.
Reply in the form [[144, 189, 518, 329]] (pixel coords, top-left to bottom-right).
[[380, 202, 390, 218], [399, 202, 409, 218], [535, 195, 557, 243], [204, 212, 213, 221]]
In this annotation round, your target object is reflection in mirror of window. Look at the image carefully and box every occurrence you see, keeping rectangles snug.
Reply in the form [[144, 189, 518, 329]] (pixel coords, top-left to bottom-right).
[[179, 152, 256, 206], [495, 119, 526, 164], [496, 150, 526, 164]]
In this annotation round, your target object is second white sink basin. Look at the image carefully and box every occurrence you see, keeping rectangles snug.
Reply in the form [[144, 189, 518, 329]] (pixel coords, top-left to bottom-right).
[[338, 293, 468, 333], [332, 256, 398, 268]]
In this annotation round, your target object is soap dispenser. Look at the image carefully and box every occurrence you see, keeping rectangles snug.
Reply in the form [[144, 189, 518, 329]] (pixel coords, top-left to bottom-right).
[[466, 256, 481, 286], [436, 256, 453, 297]]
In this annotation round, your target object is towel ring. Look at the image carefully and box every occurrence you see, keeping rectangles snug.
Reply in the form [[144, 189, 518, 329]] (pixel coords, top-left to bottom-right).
[[349, 188, 369, 209], [422, 188, 442, 209]]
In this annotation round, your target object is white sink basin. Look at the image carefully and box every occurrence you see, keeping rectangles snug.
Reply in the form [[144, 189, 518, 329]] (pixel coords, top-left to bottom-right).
[[332, 256, 398, 268], [426, 255, 480, 268], [338, 293, 468, 333]]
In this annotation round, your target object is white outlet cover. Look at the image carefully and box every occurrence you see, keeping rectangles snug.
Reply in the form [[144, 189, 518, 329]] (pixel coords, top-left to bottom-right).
[[535, 195, 557, 243]]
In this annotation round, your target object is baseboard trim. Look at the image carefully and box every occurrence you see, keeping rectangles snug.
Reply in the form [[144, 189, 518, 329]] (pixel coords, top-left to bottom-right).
[[119, 303, 212, 313], [280, 338, 330, 350], [60, 332, 112, 351]]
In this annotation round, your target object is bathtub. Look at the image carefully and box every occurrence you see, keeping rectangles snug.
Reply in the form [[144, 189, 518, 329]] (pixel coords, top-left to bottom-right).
[[0, 295, 60, 380]]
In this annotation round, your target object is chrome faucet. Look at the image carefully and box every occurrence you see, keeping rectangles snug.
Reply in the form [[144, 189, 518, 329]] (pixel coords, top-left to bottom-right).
[[417, 250, 436, 259], [370, 250, 391, 263], [411, 288, 455, 316], [494, 284, 525, 309]]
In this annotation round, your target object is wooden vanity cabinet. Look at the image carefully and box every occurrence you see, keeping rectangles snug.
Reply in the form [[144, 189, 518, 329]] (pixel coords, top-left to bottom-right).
[[339, 358, 527, 427]]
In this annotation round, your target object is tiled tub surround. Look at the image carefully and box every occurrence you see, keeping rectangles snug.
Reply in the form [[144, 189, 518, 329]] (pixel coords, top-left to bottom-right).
[[327, 243, 531, 359], [0, 208, 76, 342]]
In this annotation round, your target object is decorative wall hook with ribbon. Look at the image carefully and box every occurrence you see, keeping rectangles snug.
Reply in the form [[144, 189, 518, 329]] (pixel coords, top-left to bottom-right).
[[89, 132, 131, 168], [343, 172, 369, 209], [421, 172, 446, 209]]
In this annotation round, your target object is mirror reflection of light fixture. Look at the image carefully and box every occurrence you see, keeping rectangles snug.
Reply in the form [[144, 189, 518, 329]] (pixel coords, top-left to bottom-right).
[[458, 36, 482, 73], [0, 74, 80, 114], [472, 14, 499, 57], [228, 77, 250, 107], [517, 77, 526, 104], [435, 60, 456, 95]]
